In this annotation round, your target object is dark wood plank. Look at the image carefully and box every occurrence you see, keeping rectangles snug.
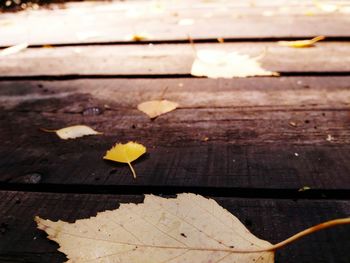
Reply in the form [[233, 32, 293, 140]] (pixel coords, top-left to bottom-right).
[[0, 191, 349, 263], [1, 0, 350, 46], [2, 42, 350, 76], [0, 77, 349, 189]]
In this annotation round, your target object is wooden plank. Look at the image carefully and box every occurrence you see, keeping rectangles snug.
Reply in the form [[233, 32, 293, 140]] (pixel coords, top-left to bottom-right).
[[0, 77, 349, 189], [0, 0, 350, 46], [0, 191, 349, 262], [1, 42, 350, 76]]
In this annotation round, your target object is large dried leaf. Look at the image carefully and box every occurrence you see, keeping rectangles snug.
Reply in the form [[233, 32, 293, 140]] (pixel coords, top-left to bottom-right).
[[35, 194, 350, 263], [191, 49, 278, 78], [42, 125, 102, 140], [35, 193, 349, 263], [36, 194, 273, 262], [278, 36, 325, 48], [138, 100, 178, 119], [104, 142, 146, 178]]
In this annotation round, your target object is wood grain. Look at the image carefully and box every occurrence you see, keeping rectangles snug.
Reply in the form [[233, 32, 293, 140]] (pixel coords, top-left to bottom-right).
[[0, 77, 349, 189], [1, 42, 350, 76], [0, 191, 349, 263], [0, 0, 349, 45]]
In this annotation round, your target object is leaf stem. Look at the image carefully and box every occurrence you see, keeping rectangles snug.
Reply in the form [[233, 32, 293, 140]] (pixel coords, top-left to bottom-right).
[[39, 128, 57, 133], [267, 218, 350, 251], [127, 162, 137, 179]]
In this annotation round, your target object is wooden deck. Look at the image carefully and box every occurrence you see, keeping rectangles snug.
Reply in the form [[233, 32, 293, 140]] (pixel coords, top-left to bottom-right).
[[0, 0, 349, 262]]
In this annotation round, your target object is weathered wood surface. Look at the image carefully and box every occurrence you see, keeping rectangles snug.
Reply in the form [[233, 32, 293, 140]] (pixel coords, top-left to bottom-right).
[[1, 77, 349, 189], [1, 0, 350, 46], [1, 42, 350, 76], [0, 0, 349, 261], [0, 191, 349, 263]]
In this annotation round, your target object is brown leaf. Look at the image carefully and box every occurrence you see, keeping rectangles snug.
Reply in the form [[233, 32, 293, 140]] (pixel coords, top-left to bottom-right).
[[138, 100, 178, 118]]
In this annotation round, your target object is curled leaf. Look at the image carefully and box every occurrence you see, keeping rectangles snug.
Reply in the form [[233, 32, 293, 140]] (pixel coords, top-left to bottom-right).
[[0, 43, 28, 57], [191, 49, 278, 78], [41, 125, 102, 140], [278, 36, 325, 48], [35, 193, 350, 263], [103, 141, 146, 178], [138, 100, 178, 119]]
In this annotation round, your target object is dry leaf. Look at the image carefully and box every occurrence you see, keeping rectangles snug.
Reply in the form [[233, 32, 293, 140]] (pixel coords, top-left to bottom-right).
[[0, 43, 28, 57], [103, 141, 146, 178], [35, 193, 350, 263], [178, 18, 194, 26], [313, 0, 339, 12], [138, 100, 178, 119], [41, 125, 102, 140], [278, 36, 325, 48], [191, 49, 278, 78], [125, 33, 151, 41]]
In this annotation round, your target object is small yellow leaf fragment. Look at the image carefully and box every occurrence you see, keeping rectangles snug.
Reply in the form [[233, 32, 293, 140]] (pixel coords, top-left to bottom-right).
[[191, 49, 278, 78], [42, 125, 102, 140], [278, 36, 325, 48], [298, 186, 311, 192], [103, 142, 146, 178], [137, 100, 178, 119], [0, 43, 28, 57], [125, 33, 151, 41]]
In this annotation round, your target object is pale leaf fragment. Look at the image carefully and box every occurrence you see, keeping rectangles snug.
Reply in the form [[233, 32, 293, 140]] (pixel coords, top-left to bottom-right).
[[0, 43, 28, 57], [178, 18, 195, 26], [138, 100, 178, 118], [313, 0, 339, 12], [41, 125, 102, 140], [278, 36, 325, 48], [35, 193, 350, 263], [191, 49, 278, 78], [103, 141, 146, 178]]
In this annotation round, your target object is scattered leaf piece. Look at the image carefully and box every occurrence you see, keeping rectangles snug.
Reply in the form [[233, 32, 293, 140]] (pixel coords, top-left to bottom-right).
[[138, 100, 178, 119], [103, 141, 146, 178], [178, 18, 194, 26], [278, 36, 325, 48], [191, 49, 278, 78], [125, 33, 151, 41], [298, 186, 311, 192], [289, 121, 297, 127], [0, 43, 28, 57], [326, 134, 334, 141], [41, 125, 102, 140], [35, 193, 350, 263], [313, 0, 339, 12]]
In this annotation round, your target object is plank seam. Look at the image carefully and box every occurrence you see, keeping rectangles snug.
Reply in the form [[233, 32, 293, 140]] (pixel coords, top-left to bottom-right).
[[0, 184, 349, 200]]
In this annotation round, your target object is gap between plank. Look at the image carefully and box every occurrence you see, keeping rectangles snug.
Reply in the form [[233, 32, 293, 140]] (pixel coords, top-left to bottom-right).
[[2, 36, 350, 49], [0, 183, 349, 200], [0, 72, 350, 81]]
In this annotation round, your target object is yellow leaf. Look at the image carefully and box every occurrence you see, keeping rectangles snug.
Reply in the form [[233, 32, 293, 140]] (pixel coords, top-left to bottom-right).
[[277, 36, 325, 48], [137, 100, 178, 119], [41, 125, 102, 140], [191, 49, 278, 78], [35, 193, 350, 263], [103, 141, 146, 178], [125, 33, 151, 41], [0, 43, 28, 57]]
